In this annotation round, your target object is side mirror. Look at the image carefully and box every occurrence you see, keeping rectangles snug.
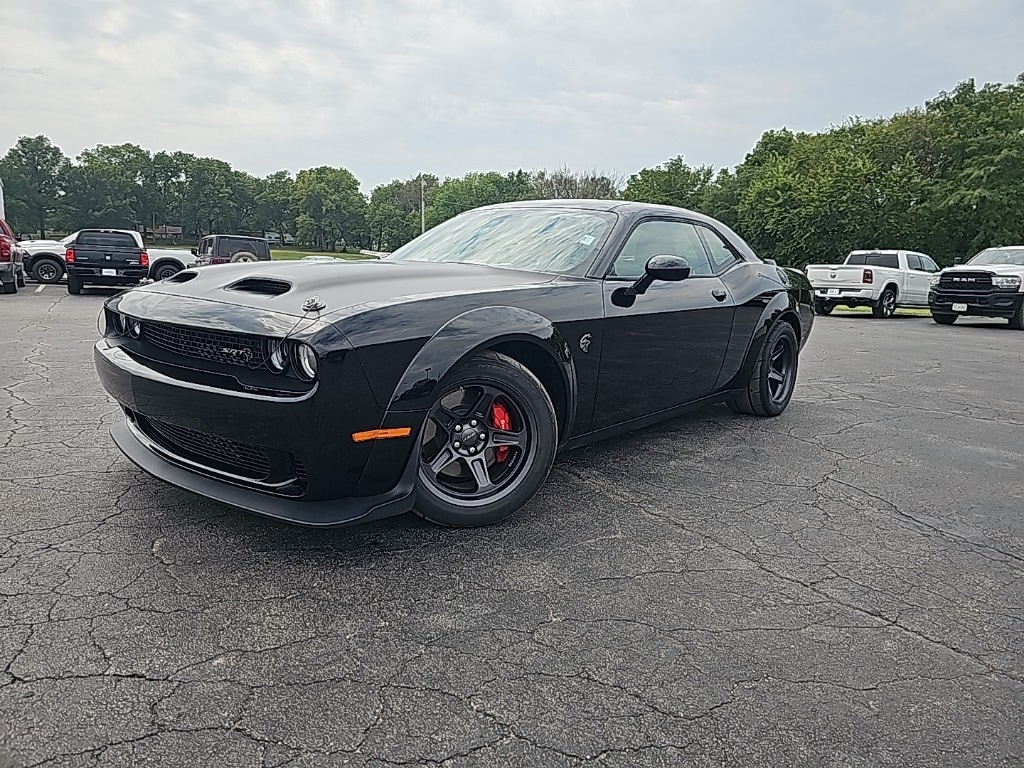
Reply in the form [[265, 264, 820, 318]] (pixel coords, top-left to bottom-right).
[[953, 257, 962, 265], [190, 248, 198, 256], [612, 255, 690, 307]]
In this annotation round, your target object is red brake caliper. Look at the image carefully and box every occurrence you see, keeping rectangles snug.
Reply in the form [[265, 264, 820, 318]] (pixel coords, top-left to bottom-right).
[[491, 401, 511, 462]]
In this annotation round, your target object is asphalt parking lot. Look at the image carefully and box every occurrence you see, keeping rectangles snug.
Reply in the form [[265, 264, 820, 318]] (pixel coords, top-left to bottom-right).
[[1, 288, 1021, 768]]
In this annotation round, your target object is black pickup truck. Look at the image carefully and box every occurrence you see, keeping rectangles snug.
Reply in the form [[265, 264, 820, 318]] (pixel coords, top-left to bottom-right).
[[66, 229, 148, 295]]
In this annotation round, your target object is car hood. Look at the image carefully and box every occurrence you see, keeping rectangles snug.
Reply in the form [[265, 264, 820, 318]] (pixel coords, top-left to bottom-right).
[[130, 258, 559, 319], [943, 264, 1024, 276]]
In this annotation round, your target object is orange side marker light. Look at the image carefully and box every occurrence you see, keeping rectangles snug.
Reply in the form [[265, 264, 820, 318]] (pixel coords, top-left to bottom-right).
[[351, 427, 413, 443]]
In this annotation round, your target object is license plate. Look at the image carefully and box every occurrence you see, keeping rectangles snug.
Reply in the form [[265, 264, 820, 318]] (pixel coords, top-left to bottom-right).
[[952, 302, 968, 313], [827, 288, 840, 296], [102, 269, 117, 277]]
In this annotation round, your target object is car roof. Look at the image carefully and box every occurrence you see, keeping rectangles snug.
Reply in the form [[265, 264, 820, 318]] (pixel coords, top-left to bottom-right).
[[204, 234, 268, 240], [476, 198, 723, 226]]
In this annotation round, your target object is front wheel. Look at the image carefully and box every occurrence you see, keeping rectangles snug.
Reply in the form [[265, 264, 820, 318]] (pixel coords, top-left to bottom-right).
[[414, 352, 557, 527], [729, 321, 799, 417], [1009, 301, 1024, 330], [872, 288, 897, 318], [932, 312, 956, 325]]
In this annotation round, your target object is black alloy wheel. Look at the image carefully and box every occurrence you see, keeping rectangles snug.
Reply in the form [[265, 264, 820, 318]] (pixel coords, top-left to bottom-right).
[[415, 352, 557, 527], [872, 288, 897, 318], [729, 321, 799, 417], [32, 258, 63, 284], [1010, 301, 1024, 330]]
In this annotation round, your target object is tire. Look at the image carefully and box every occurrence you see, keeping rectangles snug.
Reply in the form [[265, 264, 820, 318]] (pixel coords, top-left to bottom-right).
[[230, 251, 257, 263], [67, 274, 82, 295], [932, 312, 956, 325], [1010, 301, 1024, 330], [414, 351, 557, 527], [31, 257, 64, 284], [2, 280, 15, 295], [728, 321, 799, 417], [872, 288, 897, 318], [813, 299, 834, 315], [153, 262, 181, 281]]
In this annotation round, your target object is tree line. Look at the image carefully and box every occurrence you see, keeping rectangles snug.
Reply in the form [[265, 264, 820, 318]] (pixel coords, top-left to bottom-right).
[[2, 74, 1021, 266]]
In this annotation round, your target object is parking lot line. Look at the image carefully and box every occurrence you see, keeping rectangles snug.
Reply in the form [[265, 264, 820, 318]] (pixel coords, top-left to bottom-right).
[[34, 284, 44, 293]]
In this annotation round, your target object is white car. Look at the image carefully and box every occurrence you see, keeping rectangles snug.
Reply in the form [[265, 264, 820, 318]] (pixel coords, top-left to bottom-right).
[[805, 249, 941, 317], [19, 232, 76, 283], [928, 246, 1024, 329]]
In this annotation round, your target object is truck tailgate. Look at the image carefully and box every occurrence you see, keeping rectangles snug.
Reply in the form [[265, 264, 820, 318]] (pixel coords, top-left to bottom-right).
[[806, 265, 871, 289]]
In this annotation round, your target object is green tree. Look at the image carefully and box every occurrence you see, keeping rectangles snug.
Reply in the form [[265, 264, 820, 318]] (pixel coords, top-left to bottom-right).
[[529, 166, 622, 199], [0, 135, 70, 237], [367, 174, 438, 251], [292, 166, 368, 250], [424, 171, 533, 229], [256, 171, 296, 240], [620, 156, 715, 210]]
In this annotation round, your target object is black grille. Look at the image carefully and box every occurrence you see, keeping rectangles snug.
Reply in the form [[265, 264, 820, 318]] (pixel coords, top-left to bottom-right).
[[939, 272, 993, 290], [142, 321, 266, 368], [143, 416, 272, 480], [228, 278, 291, 295]]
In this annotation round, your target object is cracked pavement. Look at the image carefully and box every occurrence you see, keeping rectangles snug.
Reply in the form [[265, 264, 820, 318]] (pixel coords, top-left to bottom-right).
[[0, 289, 1021, 767]]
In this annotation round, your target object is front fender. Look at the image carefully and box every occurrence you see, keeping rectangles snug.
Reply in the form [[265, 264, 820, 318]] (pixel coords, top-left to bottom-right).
[[386, 305, 577, 420]]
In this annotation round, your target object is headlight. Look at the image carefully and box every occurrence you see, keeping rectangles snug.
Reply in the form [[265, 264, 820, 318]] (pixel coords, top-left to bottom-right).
[[993, 275, 1021, 289], [128, 318, 142, 338], [265, 340, 288, 373], [112, 312, 129, 336], [929, 275, 941, 287], [295, 343, 318, 381], [97, 309, 110, 337]]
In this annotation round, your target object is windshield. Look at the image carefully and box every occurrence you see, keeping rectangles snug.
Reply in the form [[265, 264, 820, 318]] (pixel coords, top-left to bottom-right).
[[967, 247, 1024, 266], [387, 208, 615, 275]]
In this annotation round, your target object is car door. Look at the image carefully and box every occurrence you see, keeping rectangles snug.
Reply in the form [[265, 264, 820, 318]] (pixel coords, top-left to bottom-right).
[[592, 218, 736, 430], [903, 253, 930, 305]]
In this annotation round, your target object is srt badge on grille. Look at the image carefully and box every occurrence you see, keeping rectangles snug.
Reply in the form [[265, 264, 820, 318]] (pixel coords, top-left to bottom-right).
[[220, 347, 253, 362]]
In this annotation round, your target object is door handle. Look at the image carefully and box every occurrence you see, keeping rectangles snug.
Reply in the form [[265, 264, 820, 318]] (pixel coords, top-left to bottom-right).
[[711, 289, 727, 302]]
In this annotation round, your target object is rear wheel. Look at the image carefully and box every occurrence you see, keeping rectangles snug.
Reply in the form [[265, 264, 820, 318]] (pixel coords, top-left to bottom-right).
[[932, 312, 956, 325], [813, 299, 834, 315], [872, 288, 897, 318], [729, 321, 799, 417], [414, 352, 557, 527], [32, 258, 63, 284], [67, 274, 82, 295], [153, 262, 181, 281]]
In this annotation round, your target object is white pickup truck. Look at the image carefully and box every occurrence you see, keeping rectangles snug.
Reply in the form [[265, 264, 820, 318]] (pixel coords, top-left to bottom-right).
[[805, 249, 941, 317]]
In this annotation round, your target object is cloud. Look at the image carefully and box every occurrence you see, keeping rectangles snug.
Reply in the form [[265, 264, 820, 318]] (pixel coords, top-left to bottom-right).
[[1, 0, 1022, 191]]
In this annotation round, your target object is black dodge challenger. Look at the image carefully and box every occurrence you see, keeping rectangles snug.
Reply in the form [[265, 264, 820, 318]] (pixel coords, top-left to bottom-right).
[[94, 200, 814, 527]]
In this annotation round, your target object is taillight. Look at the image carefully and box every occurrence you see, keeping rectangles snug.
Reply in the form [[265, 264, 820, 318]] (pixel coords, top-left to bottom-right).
[[863, 268, 873, 284], [0, 239, 10, 262], [66, 247, 75, 263], [140, 251, 149, 268]]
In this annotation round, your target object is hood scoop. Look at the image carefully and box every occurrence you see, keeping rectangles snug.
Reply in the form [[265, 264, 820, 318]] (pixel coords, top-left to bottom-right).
[[226, 277, 292, 296], [167, 270, 198, 283]]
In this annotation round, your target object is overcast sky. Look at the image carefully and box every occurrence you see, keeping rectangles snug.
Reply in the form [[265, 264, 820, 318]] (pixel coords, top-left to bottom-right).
[[2, 0, 1022, 191]]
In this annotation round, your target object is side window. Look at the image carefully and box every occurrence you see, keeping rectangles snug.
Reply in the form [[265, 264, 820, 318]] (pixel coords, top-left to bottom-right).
[[200, 238, 214, 256], [906, 254, 922, 271], [920, 255, 939, 273], [696, 225, 740, 272], [609, 220, 713, 279]]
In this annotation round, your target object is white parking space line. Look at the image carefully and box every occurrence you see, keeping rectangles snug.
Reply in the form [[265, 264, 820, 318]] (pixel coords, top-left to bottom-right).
[[35, 285, 45, 294]]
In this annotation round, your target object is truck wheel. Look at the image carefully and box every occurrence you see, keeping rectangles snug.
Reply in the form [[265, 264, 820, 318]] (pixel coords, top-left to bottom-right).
[[230, 251, 257, 263], [932, 312, 956, 325], [813, 299, 834, 315], [32, 257, 64, 284], [1010, 302, 1024, 330], [67, 274, 82, 295], [153, 262, 181, 281], [872, 288, 897, 318]]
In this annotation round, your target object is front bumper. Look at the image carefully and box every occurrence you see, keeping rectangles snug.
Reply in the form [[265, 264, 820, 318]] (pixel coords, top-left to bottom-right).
[[94, 338, 420, 526], [929, 289, 1023, 319]]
